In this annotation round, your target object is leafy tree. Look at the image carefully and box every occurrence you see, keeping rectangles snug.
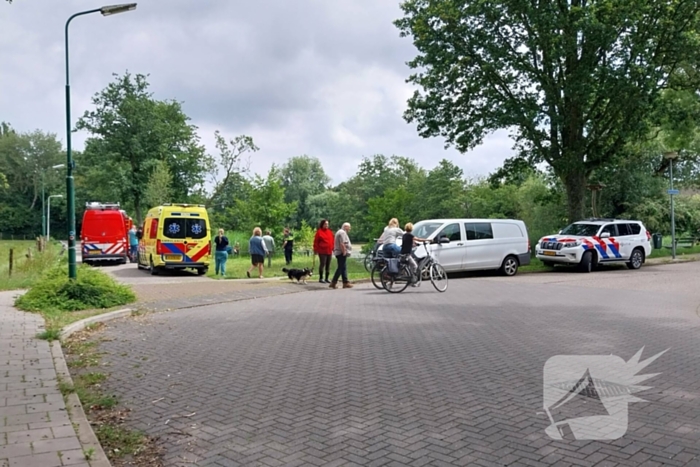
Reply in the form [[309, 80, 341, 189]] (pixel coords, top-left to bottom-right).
[[0, 128, 64, 234], [488, 158, 540, 189], [235, 169, 297, 234], [395, 0, 700, 222], [207, 131, 256, 208], [76, 72, 209, 223], [296, 220, 315, 253], [418, 159, 467, 220], [306, 191, 341, 227], [143, 160, 173, 208], [367, 185, 415, 237], [279, 155, 331, 227]]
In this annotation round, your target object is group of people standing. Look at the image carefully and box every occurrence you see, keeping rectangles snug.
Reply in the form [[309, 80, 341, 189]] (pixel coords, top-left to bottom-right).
[[312, 219, 354, 289], [212, 218, 425, 285]]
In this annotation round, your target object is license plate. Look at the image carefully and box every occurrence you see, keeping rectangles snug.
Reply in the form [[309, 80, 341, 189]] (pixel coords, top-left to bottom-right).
[[164, 254, 181, 261], [88, 250, 102, 255], [543, 251, 556, 256]]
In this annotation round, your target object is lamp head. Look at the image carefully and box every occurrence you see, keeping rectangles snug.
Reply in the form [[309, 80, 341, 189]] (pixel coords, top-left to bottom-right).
[[100, 3, 137, 16], [663, 151, 679, 160]]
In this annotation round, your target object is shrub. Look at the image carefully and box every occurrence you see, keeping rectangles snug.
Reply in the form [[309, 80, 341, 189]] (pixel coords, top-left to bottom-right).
[[15, 264, 135, 312]]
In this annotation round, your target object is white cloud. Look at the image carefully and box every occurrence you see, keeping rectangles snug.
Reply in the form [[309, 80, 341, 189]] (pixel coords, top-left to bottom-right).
[[0, 0, 516, 186]]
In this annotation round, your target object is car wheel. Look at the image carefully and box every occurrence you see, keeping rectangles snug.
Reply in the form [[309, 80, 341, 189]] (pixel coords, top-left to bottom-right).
[[149, 257, 159, 276], [542, 261, 554, 268], [627, 248, 644, 270], [500, 255, 519, 276], [579, 251, 593, 273]]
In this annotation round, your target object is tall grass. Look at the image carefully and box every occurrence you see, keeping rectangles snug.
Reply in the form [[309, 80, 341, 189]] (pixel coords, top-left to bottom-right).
[[0, 240, 66, 291]]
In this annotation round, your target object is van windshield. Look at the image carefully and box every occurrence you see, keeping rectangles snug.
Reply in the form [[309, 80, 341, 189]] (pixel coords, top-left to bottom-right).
[[162, 218, 208, 239], [412, 221, 443, 239]]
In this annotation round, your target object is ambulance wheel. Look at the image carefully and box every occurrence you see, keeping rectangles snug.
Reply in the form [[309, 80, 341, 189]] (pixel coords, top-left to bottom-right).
[[149, 258, 159, 276], [197, 267, 207, 276]]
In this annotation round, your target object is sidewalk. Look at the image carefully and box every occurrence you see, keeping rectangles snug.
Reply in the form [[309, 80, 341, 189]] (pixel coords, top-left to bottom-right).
[[0, 291, 89, 467]]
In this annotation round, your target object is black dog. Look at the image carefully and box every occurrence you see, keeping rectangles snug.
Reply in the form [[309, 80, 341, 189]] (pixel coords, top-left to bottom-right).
[[282, 267, 314, 284]]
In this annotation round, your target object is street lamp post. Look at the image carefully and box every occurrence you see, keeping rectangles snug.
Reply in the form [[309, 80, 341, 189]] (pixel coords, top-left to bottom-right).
[[47, 195, 63, 243], [64, 3, 137, 279], [664, 151, 679, 259]]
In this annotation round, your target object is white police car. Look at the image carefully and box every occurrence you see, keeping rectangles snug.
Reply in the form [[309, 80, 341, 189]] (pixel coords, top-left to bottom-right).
[[535, 219, 652, 273]]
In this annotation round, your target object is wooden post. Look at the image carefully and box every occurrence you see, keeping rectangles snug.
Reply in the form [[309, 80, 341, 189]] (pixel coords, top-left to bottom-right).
[[27, 248, 32, 260], [9, 248, 13, 277]]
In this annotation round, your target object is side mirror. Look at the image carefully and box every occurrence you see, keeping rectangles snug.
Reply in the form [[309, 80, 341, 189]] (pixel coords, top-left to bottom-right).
[[439, 236, 450, 244], [600, 232, 610, 239], [136, 232, 142, 240]]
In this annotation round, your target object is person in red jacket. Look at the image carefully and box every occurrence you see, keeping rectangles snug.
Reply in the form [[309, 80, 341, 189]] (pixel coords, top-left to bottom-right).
[[313, 219, 335, 283]]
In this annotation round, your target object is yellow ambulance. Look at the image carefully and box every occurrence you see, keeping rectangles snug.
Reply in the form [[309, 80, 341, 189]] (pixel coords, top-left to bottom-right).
[[137, 204, 211, 275]]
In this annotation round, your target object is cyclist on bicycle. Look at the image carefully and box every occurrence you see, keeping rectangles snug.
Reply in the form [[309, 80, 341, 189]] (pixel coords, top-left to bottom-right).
[[381, 218, 404, 258], [401, 222, 429, 285]]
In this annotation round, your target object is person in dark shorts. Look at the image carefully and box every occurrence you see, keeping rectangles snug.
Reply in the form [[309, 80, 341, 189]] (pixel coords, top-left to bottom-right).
[[401, 222, 429, 286], [246, 227, 268, 279]]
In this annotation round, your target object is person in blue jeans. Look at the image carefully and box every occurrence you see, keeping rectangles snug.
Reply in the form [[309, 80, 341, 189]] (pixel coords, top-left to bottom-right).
[[128, 226, 139, 263], [214, 228, 230, 276], [381, 218, 404, 258]]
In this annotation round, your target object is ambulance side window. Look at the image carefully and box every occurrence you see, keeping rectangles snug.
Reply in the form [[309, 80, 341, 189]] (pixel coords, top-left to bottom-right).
[[149, 219, 158, 239]]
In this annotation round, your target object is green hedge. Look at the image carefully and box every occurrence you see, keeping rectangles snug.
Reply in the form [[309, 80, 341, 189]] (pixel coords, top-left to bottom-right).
[[15, 264, 136, 312]]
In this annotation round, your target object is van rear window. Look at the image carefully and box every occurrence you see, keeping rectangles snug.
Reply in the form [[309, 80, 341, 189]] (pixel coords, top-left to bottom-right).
[[162, 218, 207, 239]]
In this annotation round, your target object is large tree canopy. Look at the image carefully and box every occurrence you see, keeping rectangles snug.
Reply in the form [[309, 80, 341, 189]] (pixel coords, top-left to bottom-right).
[[76, 72, 208, 223], [396, 0, 700, 221]]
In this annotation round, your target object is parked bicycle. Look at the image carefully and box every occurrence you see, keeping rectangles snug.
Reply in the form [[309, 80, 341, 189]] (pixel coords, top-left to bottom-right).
[[363, 238, 382, 272], [379, 240, 448, 293]]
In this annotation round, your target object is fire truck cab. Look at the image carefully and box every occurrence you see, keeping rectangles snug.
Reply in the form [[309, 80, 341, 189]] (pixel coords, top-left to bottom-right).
[[80, 202, 129, 265]]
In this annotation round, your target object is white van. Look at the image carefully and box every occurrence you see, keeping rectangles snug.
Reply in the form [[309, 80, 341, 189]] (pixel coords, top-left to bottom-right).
[[379, 219, 531, 276]]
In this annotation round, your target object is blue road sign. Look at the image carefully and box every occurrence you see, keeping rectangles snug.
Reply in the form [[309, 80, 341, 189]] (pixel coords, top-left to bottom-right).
[[667, 189, 680, 195]]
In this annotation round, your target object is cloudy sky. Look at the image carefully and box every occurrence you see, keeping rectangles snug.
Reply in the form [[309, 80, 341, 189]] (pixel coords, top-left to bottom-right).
[[1, 0, 514, 185]]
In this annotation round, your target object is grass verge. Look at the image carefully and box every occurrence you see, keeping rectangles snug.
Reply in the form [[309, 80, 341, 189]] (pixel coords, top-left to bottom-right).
[[0, 240, 66, 291], [61, 325, 163, 466], [14, 263, 136, 340]]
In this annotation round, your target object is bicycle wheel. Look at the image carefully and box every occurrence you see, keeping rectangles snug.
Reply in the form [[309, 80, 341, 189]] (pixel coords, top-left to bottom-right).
[[429, 263, 448, 292], [363, 252, 373, 272], [370, 262, 385, 290], [380, 265, 411, 293]]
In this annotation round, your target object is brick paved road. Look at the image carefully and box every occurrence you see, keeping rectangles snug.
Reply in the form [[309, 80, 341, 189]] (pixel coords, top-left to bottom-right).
[[89, 263, 700, 466]]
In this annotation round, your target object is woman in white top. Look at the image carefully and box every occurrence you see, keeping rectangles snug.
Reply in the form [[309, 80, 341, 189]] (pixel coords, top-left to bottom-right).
[[381, 218, 404, 258]]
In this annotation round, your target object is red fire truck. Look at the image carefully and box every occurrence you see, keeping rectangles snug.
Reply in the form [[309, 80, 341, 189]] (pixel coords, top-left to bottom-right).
[[80, 202, 130, 264]]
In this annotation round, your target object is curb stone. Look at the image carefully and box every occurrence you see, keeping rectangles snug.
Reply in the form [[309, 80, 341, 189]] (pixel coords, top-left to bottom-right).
[[51, 340, 111, 467], [53, 308, 138, 466], [60, 308, 135, 340]]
